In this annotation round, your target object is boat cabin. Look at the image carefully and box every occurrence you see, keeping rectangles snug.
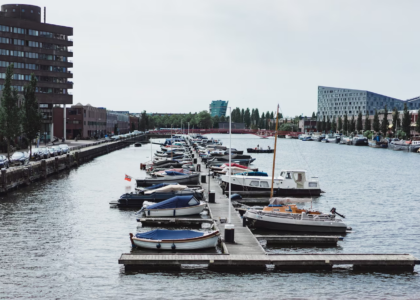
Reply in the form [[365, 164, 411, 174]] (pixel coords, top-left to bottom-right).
[[278, 170, 319, 190]]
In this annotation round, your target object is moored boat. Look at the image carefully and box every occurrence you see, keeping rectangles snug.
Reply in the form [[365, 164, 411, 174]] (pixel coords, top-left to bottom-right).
[[247, 148, 274, 153], [130, 230, 220, 250], [136, 171, 200, 186], [244, 198, 349, 233], [138, 195, 206, 217]]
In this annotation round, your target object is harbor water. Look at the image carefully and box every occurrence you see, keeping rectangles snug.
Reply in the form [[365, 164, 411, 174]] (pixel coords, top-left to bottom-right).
[[0, 134, 419, 299]]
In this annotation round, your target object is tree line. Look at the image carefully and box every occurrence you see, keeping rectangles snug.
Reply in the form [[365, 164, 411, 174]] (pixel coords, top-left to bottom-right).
[[138, 107, 285, 130], [317, 105, 420, 138], [0, 63, 43, 159]]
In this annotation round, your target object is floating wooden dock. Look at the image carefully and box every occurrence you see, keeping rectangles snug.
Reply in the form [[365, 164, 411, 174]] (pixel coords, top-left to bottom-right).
[[255, 235, 343, 245], [120, 143, 420, 272], [119, 253, 419, 271]]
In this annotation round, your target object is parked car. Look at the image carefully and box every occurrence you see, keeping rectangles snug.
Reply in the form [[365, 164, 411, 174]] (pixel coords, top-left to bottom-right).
[[48, 147, 57, 157], [31, 148, 44, 160], [58, 144, 70, 154], [10, 152, 29, 166], [41, 148, 51, 159], [0, 155, 9, 169], [51, 146, 63, 156]]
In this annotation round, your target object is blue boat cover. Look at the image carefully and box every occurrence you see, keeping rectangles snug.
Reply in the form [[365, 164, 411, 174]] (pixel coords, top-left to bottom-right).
[[135, 229, 204, 240], [147, 195, 199, 210], [236, 171, 268, 177], [145, 183, 179, 190], [165, 171, 185, 176]]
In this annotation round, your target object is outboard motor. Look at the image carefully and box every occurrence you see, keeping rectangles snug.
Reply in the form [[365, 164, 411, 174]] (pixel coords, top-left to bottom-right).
[[330, 207, 345, 218]]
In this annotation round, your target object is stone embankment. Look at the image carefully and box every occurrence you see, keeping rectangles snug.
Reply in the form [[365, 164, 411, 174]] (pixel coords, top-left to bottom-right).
[[0, 135, 146, 194]]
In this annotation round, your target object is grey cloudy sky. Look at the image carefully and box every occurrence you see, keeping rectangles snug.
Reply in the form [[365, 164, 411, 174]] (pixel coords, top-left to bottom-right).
[[25, 0, 420, 117]]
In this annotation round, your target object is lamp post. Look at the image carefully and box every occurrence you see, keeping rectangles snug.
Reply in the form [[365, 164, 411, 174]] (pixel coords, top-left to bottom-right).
[[225, 107, 235, 243]]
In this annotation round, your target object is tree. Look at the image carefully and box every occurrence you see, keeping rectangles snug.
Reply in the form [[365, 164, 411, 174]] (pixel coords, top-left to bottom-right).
[[356, 111, 363, 132], [337, 116, 343, 132], [311, 112, 316, 119], [326, 116, 331, 132], [331, 117, 336, 133], [139, 110, 148, 131], [254, 108, 260, 127], [381, 105, 389, 135], [373, 110, 380, 132], [321, 115, 326, 132], [401, 103, 411, 138], [343, 114, 348, 134], [392, 107, 401, 134], [364, 111, 371, 131], [212, 115, 220, 128], [416, 109, 420, 135], [350, 115, 356, 133], [196, 110, 212, 129], [244, 108, 251, 128], [22, 73, 42, 158], [0, 63, 22, 160], [316, 117, 321, 132]]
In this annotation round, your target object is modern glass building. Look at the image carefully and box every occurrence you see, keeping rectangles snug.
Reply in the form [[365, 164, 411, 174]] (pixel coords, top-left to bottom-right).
[[209, 100, 228, 117], [317, 86, 420, 120]]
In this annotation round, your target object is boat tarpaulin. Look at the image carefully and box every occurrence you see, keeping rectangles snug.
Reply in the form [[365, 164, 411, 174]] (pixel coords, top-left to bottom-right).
[[236, 171, 268, 176], [269, 197, 313, 205], [144, 185, 188, 195], [135, 229, 204, 240], [146, 195, 199, 210], [165, 171, 185, 176], [145, 183, 178, 190]]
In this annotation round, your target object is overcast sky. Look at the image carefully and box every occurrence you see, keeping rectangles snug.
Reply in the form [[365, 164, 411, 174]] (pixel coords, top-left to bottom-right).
[[22, 0, 420, 117]]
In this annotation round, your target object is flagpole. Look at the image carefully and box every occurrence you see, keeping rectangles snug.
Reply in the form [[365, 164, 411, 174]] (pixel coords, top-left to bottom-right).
[[228, 106, 232, 224], [270, 104, 279, 198]]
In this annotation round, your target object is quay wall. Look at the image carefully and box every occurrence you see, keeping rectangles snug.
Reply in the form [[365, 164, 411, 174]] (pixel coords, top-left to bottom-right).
[[0, 136, 146, 194]]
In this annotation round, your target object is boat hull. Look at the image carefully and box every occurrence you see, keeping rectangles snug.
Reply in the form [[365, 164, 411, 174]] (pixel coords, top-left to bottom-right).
[[246, 148, 274, 153], [132, 232, 219, 250], [143, 203, 206, 217], [136, 174, 199, 186], [117, 192, 204, 208], [244, 212, 347, 233], [222, 183, 321, 196]]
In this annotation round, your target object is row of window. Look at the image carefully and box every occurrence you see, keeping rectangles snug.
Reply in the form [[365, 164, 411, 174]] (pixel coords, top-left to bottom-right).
[[0, 24, 68, 41], [0, 37, 68, 51], [0, 72, 70, 84], [0, 49, 68, 61], [0, 84, 69, 94], [0, 61, 68, 72]]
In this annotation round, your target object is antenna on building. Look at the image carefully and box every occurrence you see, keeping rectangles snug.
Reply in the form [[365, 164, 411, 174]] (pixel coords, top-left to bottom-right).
[[44, 7, 46, 23]]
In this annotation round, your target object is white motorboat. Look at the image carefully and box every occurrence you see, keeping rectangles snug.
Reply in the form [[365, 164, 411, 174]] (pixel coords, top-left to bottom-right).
[[130, 230, 220, 250], [219, 169, 321, 196]]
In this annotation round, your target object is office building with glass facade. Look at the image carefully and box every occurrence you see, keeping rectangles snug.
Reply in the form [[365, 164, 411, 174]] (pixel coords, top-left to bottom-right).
[[209, 100, 228, 117], [317, 86, 420, 120]]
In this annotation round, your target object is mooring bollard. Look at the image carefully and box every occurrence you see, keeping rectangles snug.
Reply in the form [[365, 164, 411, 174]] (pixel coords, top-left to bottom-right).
[[193, 158, 197, 164], [225, 224, 235, 243], [209, 190, 215, 203], [201, 175, 206, 184], [242, 217, 248, 227]]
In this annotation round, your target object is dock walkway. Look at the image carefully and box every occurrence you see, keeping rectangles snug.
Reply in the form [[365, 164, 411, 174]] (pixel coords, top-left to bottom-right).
[[199, 159, 265, 255]]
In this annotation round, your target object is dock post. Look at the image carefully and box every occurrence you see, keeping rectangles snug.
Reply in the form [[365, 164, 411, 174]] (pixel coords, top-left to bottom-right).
[[193, 158, 197, 164], [1, 168, 6, 192], [201, 175, 206, 183], [242, 217, 248, 227], [225, 224, 235, 243], [209, 191, 215, 203]]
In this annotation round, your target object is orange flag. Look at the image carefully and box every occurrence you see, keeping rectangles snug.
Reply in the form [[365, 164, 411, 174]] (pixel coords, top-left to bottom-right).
[[124, 174, 132, 182]]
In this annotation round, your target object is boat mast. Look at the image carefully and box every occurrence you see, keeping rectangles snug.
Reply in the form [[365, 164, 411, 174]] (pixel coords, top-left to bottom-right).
[[270, 104, 279, 198], [228, 107, 232, 224]]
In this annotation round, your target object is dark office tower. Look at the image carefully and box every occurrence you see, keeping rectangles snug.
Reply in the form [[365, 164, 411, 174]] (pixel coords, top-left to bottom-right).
[[0, 4, 73, 140]]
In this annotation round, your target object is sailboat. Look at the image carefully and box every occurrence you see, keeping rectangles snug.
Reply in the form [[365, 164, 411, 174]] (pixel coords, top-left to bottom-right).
[[220, 105, 321, 197]]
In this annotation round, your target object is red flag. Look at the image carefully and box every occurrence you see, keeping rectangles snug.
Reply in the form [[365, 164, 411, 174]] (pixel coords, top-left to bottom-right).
[[124, 174, 132, 182]]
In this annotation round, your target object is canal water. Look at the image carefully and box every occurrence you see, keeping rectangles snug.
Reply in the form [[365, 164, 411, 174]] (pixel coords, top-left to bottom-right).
[[0, 135, 419, 299]]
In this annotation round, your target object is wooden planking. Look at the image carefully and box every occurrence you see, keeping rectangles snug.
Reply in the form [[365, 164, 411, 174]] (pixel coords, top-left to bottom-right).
[[119, 253, 419, 266], [200, 159, 265, 255], [255, 235, 343, 245]]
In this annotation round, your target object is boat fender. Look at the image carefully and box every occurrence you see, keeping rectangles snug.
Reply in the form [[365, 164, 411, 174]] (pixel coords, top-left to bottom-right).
[[173, 209, 176, 217], [148, 210, 150, 216], [156, 243, 161, 249], [129, 233, 135, 248], [171, 243, 176, 250]]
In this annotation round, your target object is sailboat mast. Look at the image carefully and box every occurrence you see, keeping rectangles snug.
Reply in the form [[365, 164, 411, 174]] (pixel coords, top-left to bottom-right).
[[270, 104, 280, 198]]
